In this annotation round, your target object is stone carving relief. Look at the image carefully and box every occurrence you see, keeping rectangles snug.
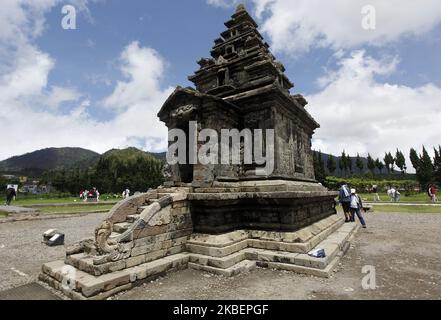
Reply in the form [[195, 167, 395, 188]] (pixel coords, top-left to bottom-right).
[[170, 104, 197, 120]]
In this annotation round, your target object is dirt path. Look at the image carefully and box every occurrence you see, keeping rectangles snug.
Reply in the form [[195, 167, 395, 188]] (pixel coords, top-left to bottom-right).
[[0, 213, 104, 292], [116, 212, 441, 300], [0, 211, 440, 299]]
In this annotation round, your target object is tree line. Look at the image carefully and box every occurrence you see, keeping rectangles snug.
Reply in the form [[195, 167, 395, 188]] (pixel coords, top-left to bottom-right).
[[313, 146, 441, 189], [40, 154, 164, 195]]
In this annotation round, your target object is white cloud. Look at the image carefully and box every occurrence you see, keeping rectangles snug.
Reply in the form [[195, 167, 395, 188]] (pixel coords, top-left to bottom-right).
[[249, 0, 441, 55], [0, 1, 172, 160], [206, 0, 240, 8], [45, 86, 81, 109], [103, 42, 170, 112], [307, 50, 441, 164]]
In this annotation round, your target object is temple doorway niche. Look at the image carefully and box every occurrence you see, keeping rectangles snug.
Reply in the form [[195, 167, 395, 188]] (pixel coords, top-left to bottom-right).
[[177, 121, 194, 184]]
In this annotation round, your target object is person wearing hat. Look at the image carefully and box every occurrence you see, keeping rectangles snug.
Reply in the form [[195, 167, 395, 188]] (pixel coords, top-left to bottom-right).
[[350, 188, 367, 228]]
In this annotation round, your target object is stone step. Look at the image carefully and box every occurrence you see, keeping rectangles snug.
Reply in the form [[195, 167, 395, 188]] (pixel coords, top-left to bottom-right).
[[188, 259, 256, 277], [126, 214, 140, 223], [40, 253, 189, 300], [256, 256, 341, 278], [189, 251, 246, 269], [187, 220, 358, 273], [113, 222, 132, 233]]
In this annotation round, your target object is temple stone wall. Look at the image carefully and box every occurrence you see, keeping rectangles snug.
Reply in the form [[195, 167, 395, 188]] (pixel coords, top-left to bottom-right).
[[189, 195, 336, 234]]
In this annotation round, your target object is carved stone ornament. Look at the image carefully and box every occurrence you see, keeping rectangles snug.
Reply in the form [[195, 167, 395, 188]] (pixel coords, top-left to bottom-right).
[[170, 104, 196, 120]]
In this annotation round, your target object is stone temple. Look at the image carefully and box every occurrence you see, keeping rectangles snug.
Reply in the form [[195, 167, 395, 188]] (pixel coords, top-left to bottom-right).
[[40, 5, 359, 300]]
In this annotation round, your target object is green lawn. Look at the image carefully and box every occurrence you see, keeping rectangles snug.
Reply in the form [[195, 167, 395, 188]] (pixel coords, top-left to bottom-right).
[[371, 205, 441, 214], [359, 192, 432, 203], [13, 197, 81, 206], [337, 204, 441, 214], [38, 204, 114, 215]]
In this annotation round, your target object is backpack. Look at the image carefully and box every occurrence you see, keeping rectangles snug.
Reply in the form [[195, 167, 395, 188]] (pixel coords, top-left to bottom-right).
[[339, 185, 351, 202]]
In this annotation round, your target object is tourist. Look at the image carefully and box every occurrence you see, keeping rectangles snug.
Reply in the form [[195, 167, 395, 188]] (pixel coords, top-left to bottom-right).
[[350, 188, 367, 228], [122, 188, 130, 199], [93, 187, 100, 202], [428, 184, 437, 203], [387, 187, 396, 202], [372, 184, 380, 202], [394, 187, 401, 202], [5, 187, 16, 206], [338, 183, 352, 222]]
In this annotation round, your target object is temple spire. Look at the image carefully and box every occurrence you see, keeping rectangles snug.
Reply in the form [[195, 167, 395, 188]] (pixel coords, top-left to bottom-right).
[[236, 3, 246, 13]]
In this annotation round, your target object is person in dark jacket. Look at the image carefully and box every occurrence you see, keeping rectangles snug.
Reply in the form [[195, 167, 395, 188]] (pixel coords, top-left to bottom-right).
[[338, 183, 352, 222], [5, 187, 16, 206]]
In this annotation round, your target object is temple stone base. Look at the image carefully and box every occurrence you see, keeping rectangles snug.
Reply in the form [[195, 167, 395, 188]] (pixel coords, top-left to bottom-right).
[[39, 211, 359, 300]]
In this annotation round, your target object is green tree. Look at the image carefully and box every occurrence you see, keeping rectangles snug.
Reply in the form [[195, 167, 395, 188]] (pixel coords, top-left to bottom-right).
[[410, 148, 420, 172], [417, 146, 434, 189], [434, 146, 441, 187], [346, 156, 353, 175], [395, 149, 407, 174], [313, 151, 326, 183], [340, 151, 347, 177], [327, 155, 337, 176], [338, 157, 344, 175], [367, 154, 376, 175], [375, 158, 384, 174], [383, 152, 391, 173], [355, 153, 364, 174]]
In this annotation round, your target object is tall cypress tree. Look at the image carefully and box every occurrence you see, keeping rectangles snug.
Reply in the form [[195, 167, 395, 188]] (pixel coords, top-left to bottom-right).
[[346, 156, 353, 175], [418, 146, 434, 189], [327, 155, 337, 176], [313, 151, 326, 183], [340, 151, 347, 177], [375, 158, 384, 174], [434, 146, 441, 187], [355, 153, 364, 174], [367, 154, 376, 175], [395, 149, 406, 174], [410, 148, 420, 172]]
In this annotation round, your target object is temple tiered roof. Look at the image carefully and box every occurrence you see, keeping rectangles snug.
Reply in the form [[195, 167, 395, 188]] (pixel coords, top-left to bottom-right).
[[188, 4, 294, 98]]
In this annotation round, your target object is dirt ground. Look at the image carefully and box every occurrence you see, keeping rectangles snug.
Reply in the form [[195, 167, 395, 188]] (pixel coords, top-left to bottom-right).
[[0, 211, 440, 299], [0, 213, 104, 292]]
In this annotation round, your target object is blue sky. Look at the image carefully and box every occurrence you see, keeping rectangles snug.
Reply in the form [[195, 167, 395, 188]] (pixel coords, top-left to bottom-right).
[[1, 0, 441, 165]]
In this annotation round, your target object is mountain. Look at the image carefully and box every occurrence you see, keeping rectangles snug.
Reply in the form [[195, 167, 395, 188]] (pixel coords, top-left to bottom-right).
[[0, 148, 100, 175], [101, 147, 163, 163], [0, 147, 167, 178]]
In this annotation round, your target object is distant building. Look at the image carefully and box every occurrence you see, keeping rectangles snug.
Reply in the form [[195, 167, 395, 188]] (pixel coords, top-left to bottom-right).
[[20, 183, 50, 194], [2, 174, 17, 180]]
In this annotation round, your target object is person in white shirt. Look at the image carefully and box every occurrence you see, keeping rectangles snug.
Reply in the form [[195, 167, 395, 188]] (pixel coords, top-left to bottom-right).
[[350, 188, 367, 228], [122, 188, 130, 199], [388, 187, 396, 202]]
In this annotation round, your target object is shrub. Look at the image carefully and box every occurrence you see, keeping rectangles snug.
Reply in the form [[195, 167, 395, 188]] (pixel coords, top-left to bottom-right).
[[324, 176, 418, 192]]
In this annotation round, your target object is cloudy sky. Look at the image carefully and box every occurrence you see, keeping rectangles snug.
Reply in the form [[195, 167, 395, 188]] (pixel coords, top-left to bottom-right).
[[1, 0, 441, 165]]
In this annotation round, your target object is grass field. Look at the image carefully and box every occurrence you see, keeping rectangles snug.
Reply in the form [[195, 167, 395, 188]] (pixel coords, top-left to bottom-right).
[[13, 197, 78, 205], [38, 204, 114, 215], [359, 192, 433, 203], [337, 204, 441, 214], [12, 197, 120, 206]]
